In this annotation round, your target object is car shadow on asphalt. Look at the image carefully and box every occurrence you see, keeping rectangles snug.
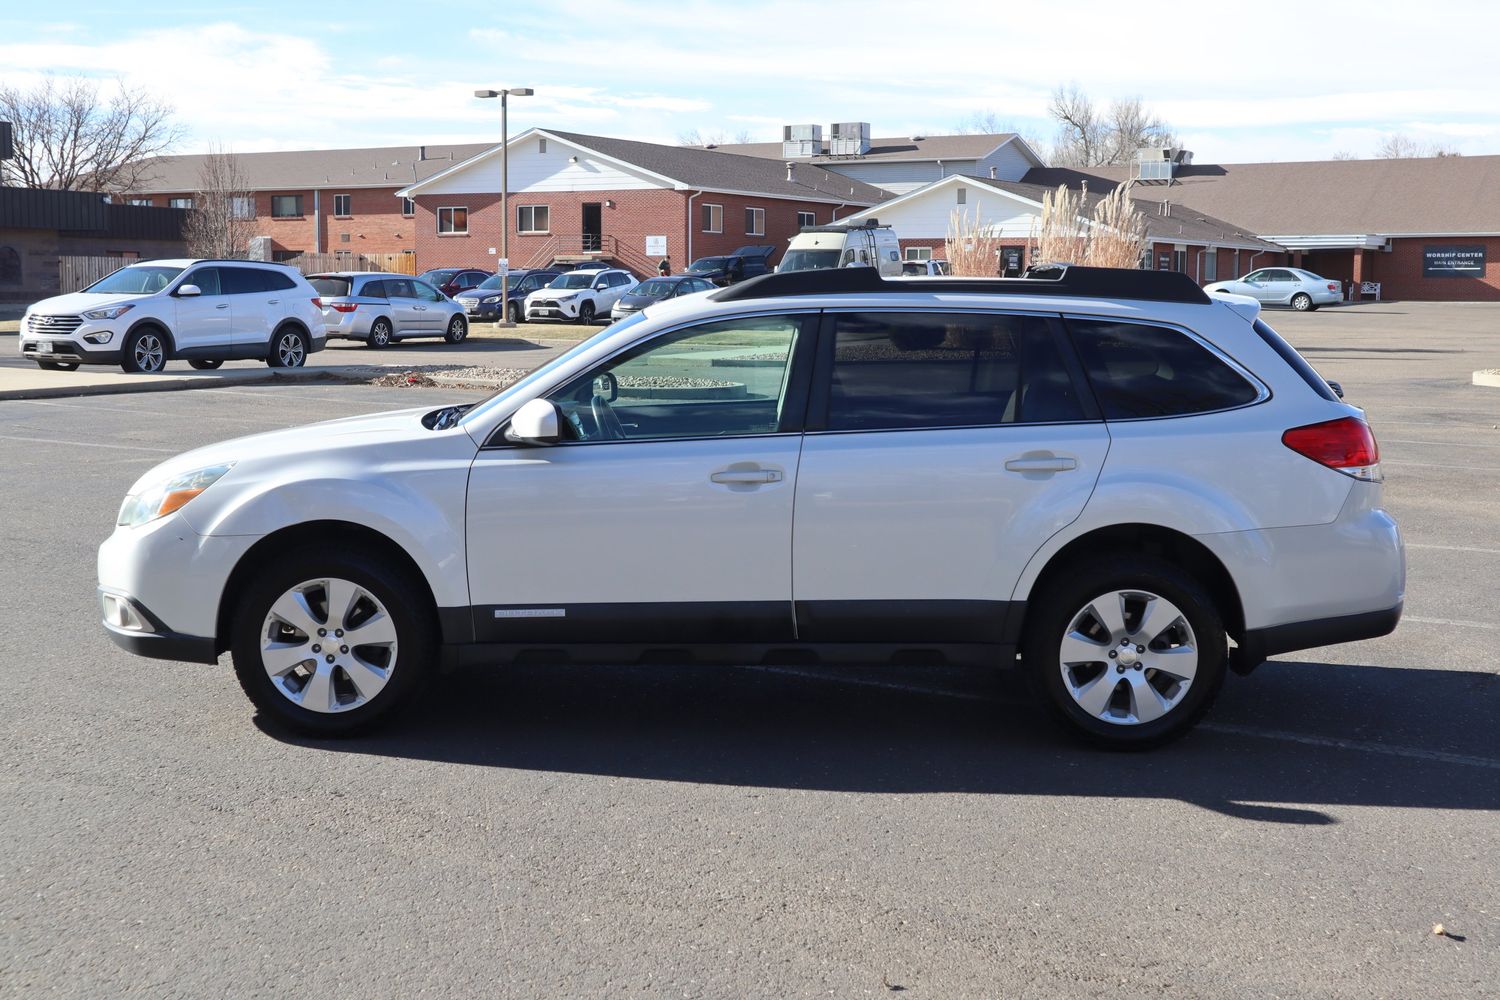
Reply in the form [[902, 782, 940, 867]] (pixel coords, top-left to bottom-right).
[[257, 658, 1500, 824]]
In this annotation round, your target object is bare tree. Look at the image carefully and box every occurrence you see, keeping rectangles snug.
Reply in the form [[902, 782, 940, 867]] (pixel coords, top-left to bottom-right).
[[1331, 150, 1358, 160], [1047, 85, 1176, 166], [0, 75, 181, 191], [954, 109, 1015, 135], [1374, 133, 1461, 158], [678, 128, 755, 147], [181, 147, 256, 259]]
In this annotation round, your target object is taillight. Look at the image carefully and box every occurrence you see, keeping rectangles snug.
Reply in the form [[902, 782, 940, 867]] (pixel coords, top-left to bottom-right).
[[1327, 283, 1338, 293], [328, 301, 358, 313], [1282, 417, 1381, 481], [311, 297, 321, 308]]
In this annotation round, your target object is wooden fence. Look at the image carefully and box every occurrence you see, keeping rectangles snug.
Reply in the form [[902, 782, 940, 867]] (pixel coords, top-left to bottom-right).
[[282, 252, 419, 275], [58, 255, 130, 293]]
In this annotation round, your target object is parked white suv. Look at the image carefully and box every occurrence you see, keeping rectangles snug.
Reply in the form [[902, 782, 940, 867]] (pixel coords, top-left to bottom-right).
[[20, 259, 326, 373], [98, 266, 1403, 746], [524, 268, 637, 324]]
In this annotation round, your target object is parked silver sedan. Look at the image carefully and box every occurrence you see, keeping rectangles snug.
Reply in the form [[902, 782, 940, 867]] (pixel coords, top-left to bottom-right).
[[1204, 267, 1342, 311], [309, 272, 469, 347]]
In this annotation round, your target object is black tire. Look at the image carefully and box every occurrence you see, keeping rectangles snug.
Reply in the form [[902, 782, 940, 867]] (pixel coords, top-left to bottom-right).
[[1023, 554, 1228, 749], [121, 327, 169, 374], [578, 301, 596, 325], [1291, 293, 1313, 311], [367, 318, 392, 349], [508, 301, 523, 324], [268, 327, 308, 368], [36, 360, 79, 371], [189, 359, 224, 371], [444, 315, 468, 344], [230, 548, 436, 736]]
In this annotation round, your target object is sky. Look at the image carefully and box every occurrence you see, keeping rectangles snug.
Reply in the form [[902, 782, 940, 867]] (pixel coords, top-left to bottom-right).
[[3, 1, 1499, 164]]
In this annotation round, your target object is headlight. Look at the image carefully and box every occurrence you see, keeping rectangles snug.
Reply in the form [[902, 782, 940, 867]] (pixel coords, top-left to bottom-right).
[[553, 292, 577, 301], [82, 304, 134, 321], [118, 463, 233, 527], [481, 295, 500, 304]]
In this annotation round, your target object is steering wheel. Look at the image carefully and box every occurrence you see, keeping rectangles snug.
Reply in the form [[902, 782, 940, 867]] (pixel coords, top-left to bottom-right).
[[590, 394, 626, 441]]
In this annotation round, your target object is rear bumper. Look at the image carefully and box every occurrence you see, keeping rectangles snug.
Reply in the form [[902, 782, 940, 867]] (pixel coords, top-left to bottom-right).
[[1231, 602, 1402, 674]]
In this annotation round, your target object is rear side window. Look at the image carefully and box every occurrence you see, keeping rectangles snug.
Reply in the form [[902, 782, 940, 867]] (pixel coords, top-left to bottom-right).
[[821, 312, 1087, 431], [358, 279, 388, 298], [309, 277, 351, 297], [1253, 318, 1338, 401], [1068, 319, 1261, 419], [220, 267, 271, 294]]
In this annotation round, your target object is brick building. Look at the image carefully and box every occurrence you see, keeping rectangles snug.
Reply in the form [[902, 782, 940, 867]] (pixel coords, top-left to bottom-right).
[[398, 129, 891, 276], [1026, 155, 1500, 301]]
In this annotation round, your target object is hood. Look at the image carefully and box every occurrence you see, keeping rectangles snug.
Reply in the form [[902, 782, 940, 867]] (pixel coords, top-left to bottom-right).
[[27, 292, 145, 316]]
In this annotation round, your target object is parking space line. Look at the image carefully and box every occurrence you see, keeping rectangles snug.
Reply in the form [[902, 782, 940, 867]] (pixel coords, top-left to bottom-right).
[[1384, 439, 1500, 449], [1404, 615, 1500, 631], [0, 434, 178, 453], [1406, 543, 1500, 555], [1384, 461, 1499, 472]]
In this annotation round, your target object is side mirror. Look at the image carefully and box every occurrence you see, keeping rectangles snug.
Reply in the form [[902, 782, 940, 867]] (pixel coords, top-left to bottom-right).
[[1326, 380, 1344, 399], [176, 284, 202, 297], [592, 371, 618, 402], [506, 398, 561, 444]]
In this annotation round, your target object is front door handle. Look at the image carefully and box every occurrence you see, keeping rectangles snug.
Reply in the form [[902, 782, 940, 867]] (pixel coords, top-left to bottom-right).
[[267, 298, 279, 305], [710, 468, 783, 485], [1005, 455, 1077, 473], [214, 302, 228, 310]]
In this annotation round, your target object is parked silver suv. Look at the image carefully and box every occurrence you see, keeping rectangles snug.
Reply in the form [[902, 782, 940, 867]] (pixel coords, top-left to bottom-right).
[[98, 265, 1402, 747], [20, 259, 326, 372]]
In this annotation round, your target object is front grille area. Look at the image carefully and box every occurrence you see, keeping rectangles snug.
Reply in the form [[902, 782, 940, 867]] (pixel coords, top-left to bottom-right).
[[28, 314, 83, 335]]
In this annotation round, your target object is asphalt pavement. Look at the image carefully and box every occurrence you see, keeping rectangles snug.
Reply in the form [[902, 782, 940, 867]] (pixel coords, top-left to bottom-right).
[[1, 303, 1496, 997]]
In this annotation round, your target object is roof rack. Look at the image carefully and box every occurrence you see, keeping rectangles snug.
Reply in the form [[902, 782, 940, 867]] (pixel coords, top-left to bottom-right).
[[712, 264, 1211, 305]]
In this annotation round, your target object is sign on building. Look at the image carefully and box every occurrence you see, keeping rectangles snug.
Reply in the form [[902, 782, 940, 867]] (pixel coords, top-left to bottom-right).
[[1422, 245, 1485, 278], [645, 235, 667, 258]]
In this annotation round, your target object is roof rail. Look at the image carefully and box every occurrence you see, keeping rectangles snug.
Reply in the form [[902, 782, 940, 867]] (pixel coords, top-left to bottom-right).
[[712, 264, 1211, 305]]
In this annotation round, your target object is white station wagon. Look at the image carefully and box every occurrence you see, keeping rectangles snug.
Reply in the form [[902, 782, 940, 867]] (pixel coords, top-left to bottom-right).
[[99, 266, 1404, 747]]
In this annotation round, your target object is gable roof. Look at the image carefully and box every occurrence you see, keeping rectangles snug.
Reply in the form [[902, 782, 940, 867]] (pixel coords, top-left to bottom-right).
[[1023, 155, 1500, 238], [715, 132, 1036, 166], [126, 143, 493, 195], [399, 128, 893, 205]]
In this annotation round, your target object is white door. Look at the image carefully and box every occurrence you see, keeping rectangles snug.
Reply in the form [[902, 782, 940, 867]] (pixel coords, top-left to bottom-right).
[[171, 266, 231, 352], [792, 310, 1110, 642], [464, 312, 816, 644]]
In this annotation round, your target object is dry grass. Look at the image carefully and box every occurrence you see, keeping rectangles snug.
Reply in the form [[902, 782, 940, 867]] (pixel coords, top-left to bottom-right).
[[1085, 183, 1149, 269], [944, 205, 1006, 276], [1032, 185, 1088, 266], [1028, 183, 1148, 270]]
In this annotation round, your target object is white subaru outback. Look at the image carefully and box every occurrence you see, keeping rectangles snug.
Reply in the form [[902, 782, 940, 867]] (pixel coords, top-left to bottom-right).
[[97, 265, 1404, 747], [20, 259, 326, 373]]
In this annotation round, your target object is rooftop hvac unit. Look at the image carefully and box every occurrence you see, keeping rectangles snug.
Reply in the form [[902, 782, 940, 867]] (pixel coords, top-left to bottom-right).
[[829, 121, 871, 156], [782, 123, 823, 158], [783, 124, 822, 141]]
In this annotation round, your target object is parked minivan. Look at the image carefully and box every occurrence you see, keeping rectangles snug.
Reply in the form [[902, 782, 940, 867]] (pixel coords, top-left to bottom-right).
[[779, 221, 903, 276]]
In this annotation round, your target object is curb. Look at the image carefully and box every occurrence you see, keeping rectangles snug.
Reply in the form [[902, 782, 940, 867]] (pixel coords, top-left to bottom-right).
[[0, 365, 386, 402], [1474, 370, 1500, 389]]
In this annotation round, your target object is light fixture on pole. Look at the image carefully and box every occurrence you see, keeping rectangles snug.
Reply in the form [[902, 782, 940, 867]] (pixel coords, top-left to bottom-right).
[[474, 87, 534, 327]]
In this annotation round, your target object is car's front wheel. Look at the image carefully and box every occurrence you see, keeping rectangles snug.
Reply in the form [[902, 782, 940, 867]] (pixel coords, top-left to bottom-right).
[[36, 360, 79, 371], [230, 550, 434, 735], [121, 327, 168, 373], [444, 315, 468, 344], [1024, 555, 1227, 749], [1291, 293, 1313, 311], [189, 359, 224, 371], [578, 301, 596, 324]]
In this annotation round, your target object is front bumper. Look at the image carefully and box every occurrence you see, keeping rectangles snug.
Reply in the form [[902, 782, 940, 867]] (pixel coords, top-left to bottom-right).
[[526, 299, 580, 322], [20, 336, 123, 365], [458, 299, 505, 321], [100, 590, 218, 663]]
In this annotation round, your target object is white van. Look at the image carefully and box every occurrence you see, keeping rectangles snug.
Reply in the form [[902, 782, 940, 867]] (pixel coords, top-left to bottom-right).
[[779, 221, 903, 276]]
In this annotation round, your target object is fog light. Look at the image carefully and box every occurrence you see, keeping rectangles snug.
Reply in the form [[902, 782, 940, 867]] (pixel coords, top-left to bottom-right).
[[102, 594, 152, 632], [83, 331, 114, 345]]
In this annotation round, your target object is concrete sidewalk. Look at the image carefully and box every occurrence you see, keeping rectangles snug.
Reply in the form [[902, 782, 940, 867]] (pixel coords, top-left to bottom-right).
[[0, 362, 391, 401]]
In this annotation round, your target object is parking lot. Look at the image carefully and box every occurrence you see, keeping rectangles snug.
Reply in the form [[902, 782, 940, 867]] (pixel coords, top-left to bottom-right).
[[1, 301, 1497, 997]]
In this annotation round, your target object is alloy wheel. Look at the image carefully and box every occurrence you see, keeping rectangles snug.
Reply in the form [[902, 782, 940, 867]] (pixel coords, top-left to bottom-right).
[[1056, 589, 1199, 726], [259, 577, 398, 713], [134, 334, 165, 372], [276, 332, 306, 367]]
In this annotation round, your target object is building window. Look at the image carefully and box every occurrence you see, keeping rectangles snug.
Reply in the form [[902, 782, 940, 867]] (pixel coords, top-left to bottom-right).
[[1201, 249, 1217, 282], [438, 206, 469, 234], [538, 138, 547, 153], [231, 197, 255, 220], [701, 203, 723, 233], [272, 250, 300, 262], [797, 210, 815, 228], [401, 197, 415, 217], [1172, 249, 1187, 272], [334, 194, 351, 217], [168, 197, 193, 209], [128, 198, 153, 207], [271, 195, 303, 218], [904, 246, 932, 261], [517, 205, 549, 234], [745, 207, 765, 236], [957, 187, 967, 205]]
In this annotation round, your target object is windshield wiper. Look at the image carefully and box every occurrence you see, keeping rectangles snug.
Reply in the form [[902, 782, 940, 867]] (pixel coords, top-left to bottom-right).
[[426, 404, 474, 430]]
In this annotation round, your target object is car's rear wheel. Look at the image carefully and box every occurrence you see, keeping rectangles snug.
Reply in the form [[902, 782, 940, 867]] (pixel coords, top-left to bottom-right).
[[189, 359, 223, 370], [367, 318, 392, 348], [1024, 555, 1227, 749], [230, 550, 434, 736], [578, 302, 596, 325], [121, 328, 168, 374], [36, 360, 79, 371], [444, 315, 467, 344], [1291, 293, 1313, 311], [268, 327, 308, 368]]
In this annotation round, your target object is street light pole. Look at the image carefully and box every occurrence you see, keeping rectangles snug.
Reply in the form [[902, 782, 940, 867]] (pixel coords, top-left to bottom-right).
[[475, 87, 533, 328]]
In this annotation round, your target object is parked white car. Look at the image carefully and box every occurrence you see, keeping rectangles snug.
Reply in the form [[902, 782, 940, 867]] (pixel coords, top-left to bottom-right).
[[1204, 267, 1342, 311], [98, 265, 1403, 747], [19, 259, 326, 373], [309, 272, 468, 347], [524, 268, 637, 324]]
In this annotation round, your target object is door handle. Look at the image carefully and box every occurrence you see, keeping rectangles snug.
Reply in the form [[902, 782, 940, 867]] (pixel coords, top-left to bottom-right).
[[267, 298, 279, 304], [710, 468, 783, 485], [215, 303, 228, 310], [1005, 455, 1077, 473]]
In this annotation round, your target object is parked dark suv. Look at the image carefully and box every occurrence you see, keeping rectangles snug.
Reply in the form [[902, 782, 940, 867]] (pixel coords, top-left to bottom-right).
[[685, 245, 777, 286]]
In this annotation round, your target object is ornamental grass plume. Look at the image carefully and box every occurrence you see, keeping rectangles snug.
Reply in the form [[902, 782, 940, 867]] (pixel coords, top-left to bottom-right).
[[944, 204, 1005, 276]]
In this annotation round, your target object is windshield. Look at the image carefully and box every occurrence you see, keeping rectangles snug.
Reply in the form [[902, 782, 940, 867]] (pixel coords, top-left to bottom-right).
[[419, 269, 459, 283], [476, 273, 530, 290], [778, 249, 840, 272], [632, 278, 676, 298], [308, 277, 351, 297], [687, 258, 728, 273], [460, 311, 650, 427], [550, 273, 595, 289], [85, 265, 185, 295]]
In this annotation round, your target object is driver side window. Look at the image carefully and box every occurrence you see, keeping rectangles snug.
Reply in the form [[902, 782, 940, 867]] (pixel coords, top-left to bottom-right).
[[544, 315, 807, 443], [413, 281, 443, 302]]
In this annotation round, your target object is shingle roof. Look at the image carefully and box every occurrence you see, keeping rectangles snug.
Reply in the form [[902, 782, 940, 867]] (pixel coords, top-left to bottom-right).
[[1023, 156, 1500, 237], [715, 133, 1018, 164], [127, 143, 493, 194], [543, 130, 892, 204]]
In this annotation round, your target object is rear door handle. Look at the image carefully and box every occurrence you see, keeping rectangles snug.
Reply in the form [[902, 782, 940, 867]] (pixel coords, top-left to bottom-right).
[[267, 298, 279, 305], [711, 469, 783, 485], [1005, 455, 1077, 473], [214, 303, 228, 310]]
